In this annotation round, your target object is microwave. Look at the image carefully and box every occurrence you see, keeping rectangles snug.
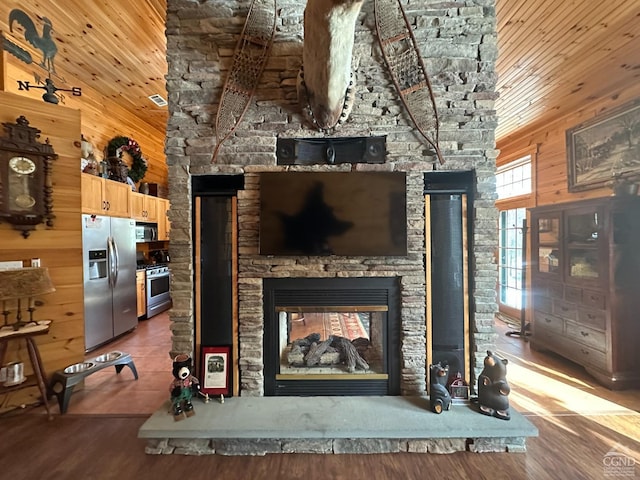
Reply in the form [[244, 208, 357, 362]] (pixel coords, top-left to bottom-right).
[[135, 223, 158, 243]]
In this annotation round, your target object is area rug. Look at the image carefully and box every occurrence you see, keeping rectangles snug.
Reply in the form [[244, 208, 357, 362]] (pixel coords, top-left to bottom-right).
[[327, 312, 368, 340], [290, 312, 369, 341]]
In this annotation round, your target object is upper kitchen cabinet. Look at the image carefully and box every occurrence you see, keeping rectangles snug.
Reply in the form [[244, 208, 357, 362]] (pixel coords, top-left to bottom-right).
[[81, 173, 131, 217], [157, 198, 170, 241], [130, 191, 159, 222]]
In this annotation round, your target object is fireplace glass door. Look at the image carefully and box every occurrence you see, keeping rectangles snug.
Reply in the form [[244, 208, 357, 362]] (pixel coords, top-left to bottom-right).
[[263, 277, 400, 396], [277, 307, 388, 379]]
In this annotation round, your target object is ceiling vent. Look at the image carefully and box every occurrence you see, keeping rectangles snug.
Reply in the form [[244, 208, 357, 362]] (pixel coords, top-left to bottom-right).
[[148, 94, 167, 107]]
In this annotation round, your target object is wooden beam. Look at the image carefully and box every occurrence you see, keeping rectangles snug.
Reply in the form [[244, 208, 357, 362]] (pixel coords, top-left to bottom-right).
[[424, 194, 433, 391], [231, 196, 239, 398], [0, 32, 7, 91], [194, 196, 202, 378]]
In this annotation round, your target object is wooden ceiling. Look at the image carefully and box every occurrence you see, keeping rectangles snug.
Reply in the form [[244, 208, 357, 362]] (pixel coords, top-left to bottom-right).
[[0, 0, 168, 136], [495, 0, 640, 145], [1, 0, 639, 147]]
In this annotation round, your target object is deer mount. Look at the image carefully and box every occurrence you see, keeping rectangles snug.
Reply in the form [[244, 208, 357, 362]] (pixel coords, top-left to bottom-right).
[[213, 0, 443, 164]]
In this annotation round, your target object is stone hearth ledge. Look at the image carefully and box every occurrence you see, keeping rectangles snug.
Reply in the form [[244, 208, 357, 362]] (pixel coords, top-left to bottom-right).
[[139, 396, 538, 455]]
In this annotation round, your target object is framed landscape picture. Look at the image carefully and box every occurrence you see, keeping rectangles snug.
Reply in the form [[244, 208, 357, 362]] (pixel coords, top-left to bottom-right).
[[566, 98, 640, 192], [200, 346, 230, 395]]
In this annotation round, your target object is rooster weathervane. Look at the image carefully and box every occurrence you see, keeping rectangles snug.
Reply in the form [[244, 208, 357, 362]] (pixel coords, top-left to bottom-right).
[[3, 9, 81, 104]]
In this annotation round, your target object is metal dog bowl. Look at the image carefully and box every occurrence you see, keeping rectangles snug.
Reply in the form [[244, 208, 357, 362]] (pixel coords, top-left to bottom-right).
[[94, 351, 123, 363], [64, 362, 94, 374]]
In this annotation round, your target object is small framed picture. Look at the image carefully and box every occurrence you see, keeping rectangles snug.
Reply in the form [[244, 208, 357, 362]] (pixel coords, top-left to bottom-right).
[[450, 384, 470, 400], [448, 373, 470, 403], [200, 346, 230, 395]]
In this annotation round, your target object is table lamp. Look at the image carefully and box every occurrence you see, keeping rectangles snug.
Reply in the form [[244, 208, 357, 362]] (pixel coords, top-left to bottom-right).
[[0, 267, 56, 330]]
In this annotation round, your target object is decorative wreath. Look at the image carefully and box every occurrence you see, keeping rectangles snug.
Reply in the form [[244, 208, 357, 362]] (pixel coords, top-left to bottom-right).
[[106, 136, 148, 183]]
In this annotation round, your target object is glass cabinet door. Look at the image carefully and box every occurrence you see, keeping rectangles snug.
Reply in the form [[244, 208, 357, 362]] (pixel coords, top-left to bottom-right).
[[534, 214, 560, 276], [566, 209, 601, 282]]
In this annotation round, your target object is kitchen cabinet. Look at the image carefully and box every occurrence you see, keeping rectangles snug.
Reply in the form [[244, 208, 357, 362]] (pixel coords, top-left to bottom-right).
[[130, 192, 159, 222], [136, 270, 146, 318], [81, 174, 170, 239], [157, 198, 170, 241], [80, 173, 131, 217], [529, 196, 640, 389]]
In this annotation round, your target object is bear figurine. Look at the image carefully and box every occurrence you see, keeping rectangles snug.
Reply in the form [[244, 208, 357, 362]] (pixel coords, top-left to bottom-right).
[[477, 350, 511, 420], [169, 354, 200, 421], [429, 362, 452, 414]]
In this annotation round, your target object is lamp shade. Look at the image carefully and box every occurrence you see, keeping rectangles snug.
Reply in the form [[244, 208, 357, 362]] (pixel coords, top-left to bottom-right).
[[0, 267, 56, 301]]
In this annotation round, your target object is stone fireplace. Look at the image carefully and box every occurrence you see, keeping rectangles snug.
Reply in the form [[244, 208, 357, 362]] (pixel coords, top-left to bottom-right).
[[165, 0, 500, 399]]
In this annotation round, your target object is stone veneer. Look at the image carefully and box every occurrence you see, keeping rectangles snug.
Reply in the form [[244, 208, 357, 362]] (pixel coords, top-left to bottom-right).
[[146, 437, 527, 455], [165, 0, 499, 396]]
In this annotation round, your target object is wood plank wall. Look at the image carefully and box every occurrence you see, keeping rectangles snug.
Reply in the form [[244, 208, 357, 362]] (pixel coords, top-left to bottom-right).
[[497, 84, 640, 206], [497, 84, 640, 330], [0, 91, 84, 407], [2, 60, 168, 188]]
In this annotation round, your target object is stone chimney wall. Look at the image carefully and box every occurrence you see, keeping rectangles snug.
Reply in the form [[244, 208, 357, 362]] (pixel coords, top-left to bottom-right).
[[165, 0, 499, 395]]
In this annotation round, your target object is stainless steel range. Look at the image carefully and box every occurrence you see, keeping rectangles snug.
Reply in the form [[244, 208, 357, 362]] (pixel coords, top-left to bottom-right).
[[145, 264, 171, 318]]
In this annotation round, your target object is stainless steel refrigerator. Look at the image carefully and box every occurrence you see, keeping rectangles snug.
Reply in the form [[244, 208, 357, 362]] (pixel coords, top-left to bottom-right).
[[82, 214, 138, 351]]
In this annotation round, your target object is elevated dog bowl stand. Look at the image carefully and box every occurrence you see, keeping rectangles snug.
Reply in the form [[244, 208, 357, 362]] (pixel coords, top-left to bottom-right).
[[49, 351, 138, 414]]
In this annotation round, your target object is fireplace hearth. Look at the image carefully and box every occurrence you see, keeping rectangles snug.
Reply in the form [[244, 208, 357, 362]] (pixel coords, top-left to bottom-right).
[[263, 277, 401, 396]]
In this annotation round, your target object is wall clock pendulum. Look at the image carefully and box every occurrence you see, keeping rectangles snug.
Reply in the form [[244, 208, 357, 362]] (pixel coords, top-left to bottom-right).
[[0, 116, 57, 238]]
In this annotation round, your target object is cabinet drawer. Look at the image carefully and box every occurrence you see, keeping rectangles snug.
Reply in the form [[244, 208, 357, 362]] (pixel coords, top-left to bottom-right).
[[578, 307, 607, 331], [532, 325, 559, 344], [582, 289, 606, 309], [534, 311, 564, 334], [561, 339, 608, 370], [548, 281, 563, 298], [564, 286, 582, 303], [565, 320, 606, 351], [533, 295, 552, 314], [553, 299, 577, 320]]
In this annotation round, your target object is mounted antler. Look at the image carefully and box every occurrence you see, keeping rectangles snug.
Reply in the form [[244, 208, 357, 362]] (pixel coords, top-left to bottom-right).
[[298, 0, 364, 131]]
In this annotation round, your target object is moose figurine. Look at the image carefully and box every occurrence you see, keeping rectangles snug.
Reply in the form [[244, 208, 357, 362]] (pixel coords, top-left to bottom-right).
[[477, 350, 511, 420], [429, 362, 452, 414], [169, 354, 200, 421]]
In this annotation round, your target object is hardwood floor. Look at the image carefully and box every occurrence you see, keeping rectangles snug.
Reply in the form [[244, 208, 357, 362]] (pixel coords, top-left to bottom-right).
[[0, 315, 638, 479]]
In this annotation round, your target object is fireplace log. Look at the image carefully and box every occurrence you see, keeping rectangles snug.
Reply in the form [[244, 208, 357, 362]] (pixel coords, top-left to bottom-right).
[[352, 337, 371, 358], [331, 336, 369, 372], [305, 338, 333, 366], [293, 333, 321, 349]]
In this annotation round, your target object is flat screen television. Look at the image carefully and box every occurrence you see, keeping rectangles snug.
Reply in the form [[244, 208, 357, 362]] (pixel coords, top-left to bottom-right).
[[259, 171, 407, 256]]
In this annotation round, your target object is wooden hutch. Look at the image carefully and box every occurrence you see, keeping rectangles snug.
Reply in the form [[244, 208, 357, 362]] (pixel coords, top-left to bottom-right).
[[529, 196, 640, 389]]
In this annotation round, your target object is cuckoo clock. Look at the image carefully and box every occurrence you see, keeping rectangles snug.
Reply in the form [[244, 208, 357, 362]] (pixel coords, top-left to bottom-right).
[[0, 116, 57, 238]]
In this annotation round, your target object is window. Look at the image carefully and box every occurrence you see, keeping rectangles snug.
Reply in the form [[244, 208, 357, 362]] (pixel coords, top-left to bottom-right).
[[499, 208, 526, 310], [496, 153, 533, 317], [496, 155, 531, 199]]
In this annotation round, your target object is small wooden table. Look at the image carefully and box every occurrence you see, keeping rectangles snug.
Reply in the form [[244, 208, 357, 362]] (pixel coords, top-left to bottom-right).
[[0, 322, 52, 419]]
